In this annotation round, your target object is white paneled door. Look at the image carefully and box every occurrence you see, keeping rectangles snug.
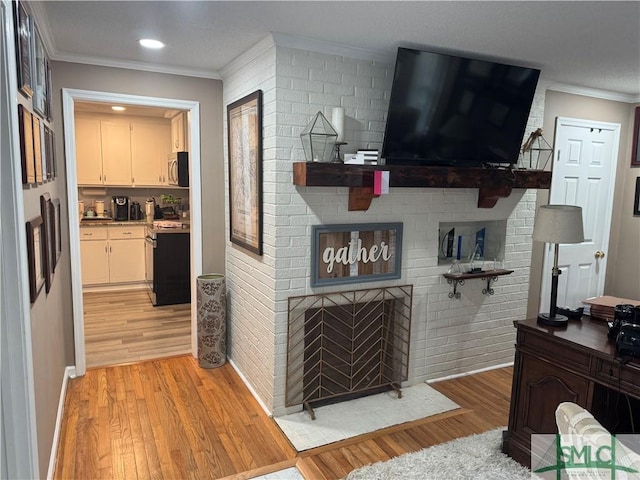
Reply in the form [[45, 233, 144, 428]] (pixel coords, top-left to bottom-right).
[[540, 117, 620, 311]]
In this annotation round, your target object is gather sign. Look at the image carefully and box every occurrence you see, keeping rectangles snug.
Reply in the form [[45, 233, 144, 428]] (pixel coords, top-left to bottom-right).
[[311, 223, 403, 287]]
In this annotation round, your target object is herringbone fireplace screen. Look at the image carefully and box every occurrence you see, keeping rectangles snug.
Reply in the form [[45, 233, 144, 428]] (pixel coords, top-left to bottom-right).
[[285, 285, 412, 414]]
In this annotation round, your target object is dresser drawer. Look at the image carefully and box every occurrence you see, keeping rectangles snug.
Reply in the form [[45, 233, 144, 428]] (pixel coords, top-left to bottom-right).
[[518, 329, 592, 375], [80, 227, 108, 240], [108, 225, 145, 240], [594, 358, 640, 398]]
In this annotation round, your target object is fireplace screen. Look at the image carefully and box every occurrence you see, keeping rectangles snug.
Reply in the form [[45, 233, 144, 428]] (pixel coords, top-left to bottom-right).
[[286, 285, 412, 417]]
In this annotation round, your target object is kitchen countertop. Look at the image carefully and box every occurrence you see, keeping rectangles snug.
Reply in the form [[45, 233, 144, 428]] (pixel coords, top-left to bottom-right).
[[80, 219, 148, 227]]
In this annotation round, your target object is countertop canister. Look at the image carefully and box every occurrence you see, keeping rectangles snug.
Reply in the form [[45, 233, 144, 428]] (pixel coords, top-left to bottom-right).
[[196, 274, 227, 368]]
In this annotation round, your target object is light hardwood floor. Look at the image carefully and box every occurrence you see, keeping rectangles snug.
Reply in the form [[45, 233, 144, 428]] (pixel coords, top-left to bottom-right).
[[83, 290, 191, 368], [55, 353, 513, 479]]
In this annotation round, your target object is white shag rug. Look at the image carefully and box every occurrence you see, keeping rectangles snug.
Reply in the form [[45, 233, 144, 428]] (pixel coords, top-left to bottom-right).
[[344, 428, 532, 480]]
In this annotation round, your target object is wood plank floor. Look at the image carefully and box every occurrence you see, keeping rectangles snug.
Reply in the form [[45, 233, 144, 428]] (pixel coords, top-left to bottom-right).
[[83, 290, 191, 368], [55, 353, 513, 479]]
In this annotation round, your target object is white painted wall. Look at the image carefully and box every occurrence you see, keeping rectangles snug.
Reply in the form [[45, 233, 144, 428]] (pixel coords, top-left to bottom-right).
[[224, 36, 545, 416]]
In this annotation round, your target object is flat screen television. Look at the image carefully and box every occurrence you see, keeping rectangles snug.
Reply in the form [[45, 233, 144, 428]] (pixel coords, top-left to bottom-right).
[[381, 47, 540, 167]]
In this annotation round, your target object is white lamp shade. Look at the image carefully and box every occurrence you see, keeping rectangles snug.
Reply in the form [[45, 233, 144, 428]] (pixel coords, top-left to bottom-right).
[[532, 204, 585, 244]]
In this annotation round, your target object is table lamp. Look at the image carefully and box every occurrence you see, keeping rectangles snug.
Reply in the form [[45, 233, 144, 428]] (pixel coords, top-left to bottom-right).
[[532, 204, 584, 326]]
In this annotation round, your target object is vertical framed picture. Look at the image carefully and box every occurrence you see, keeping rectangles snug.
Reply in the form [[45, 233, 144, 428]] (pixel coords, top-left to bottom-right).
[[634, 177, 640, 216], [26, 216, 45, 303], [632, 106, 640, 167], [32, 25, 47, 118], [33, 115, 43, 182], [40, 193, 53, 293], [227, 90, 263, 255], [53, 198, 62, 265], [14, 1, 33, 98], [18, 104, 35, 184], [45, 59, 53, 121]]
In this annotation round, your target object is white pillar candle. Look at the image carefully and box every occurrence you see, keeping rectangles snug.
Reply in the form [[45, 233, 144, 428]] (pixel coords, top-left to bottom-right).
[[332, 107, 345, 142]]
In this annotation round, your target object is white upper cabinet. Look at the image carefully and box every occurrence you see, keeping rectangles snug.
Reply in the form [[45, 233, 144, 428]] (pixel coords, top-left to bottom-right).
[[131, 119, 171, 186], [171, 112, 187, 153]]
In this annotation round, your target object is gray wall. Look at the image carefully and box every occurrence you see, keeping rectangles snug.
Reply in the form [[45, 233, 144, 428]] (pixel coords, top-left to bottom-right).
[[23, 61, 225, 473], [527, 90, 636, 318]]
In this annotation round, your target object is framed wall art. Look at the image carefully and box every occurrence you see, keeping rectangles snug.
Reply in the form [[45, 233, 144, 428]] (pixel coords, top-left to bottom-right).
[[311, 223, 403, 287], [18, 104, 35, 184], [227, 90, 263, 255], [40, 193, 53, 292], [32, 25, 47, 118], [632, 106, 640, 167], [634, 177, 640, 216], [26, 215, 45, 303], [53, 198, 62, 265], [14, 1, 33, 98], [33, 115, 43, 182]]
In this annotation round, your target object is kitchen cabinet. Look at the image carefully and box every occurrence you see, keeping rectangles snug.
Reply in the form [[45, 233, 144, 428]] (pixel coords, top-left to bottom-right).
[[80, 225, 145, 286], [131, 120, 171, 186], [171, 112, 187, 153], [75, 113, 171, 187], [101, 120, 132, 185]]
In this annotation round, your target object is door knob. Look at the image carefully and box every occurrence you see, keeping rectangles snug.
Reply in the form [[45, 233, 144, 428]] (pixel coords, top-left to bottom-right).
[[595, 250, 605, 259]]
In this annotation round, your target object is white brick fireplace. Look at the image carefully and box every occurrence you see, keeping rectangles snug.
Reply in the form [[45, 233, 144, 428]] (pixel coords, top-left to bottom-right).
[[222, 36, 545, 417]]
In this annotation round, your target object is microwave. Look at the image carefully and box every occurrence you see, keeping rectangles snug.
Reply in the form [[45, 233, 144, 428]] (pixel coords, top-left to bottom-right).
[[168, 151, 189, 187]]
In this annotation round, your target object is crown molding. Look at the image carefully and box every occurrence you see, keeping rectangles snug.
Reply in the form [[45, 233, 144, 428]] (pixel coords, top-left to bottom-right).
[[52, 53, 222, 80], [545, 81, 639, 104], [272, 32, 394, 65], [24, 0, 55, 58], [220, 35, 276, 79]]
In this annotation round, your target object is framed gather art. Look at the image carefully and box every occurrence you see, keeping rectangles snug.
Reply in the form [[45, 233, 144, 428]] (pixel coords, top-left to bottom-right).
[[311, 223, 403, 287], [26, 215, 45, 303], [227, 90, 263, 255]]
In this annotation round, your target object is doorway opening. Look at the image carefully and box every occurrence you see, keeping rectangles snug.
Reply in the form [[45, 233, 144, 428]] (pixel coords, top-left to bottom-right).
[[62, 89, 203, 376]]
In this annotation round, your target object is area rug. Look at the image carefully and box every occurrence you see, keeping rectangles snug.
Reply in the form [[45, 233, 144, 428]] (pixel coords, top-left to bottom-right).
[[344, 428, 532, 480], [274, 383, 460, 451]]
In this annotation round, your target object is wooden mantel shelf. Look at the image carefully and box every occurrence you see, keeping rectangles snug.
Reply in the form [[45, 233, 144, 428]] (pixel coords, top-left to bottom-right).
[[293, 162, 552, 211]]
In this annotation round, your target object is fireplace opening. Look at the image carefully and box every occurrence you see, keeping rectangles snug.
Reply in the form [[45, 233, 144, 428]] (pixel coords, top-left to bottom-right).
[[286, 286, 412, 419]]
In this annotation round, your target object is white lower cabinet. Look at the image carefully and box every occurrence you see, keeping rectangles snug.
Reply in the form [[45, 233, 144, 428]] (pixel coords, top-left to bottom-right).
[[80, 225, 146, 286]]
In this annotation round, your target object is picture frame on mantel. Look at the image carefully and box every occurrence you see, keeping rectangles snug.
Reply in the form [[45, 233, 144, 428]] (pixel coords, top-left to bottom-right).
[[311, 223, 403, 287], [227, 90, 263, 255], [631, 106, 640, 167]]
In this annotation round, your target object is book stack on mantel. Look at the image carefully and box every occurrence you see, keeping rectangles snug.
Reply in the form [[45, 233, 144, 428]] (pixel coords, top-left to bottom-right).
[[582, 295, 640, 321]]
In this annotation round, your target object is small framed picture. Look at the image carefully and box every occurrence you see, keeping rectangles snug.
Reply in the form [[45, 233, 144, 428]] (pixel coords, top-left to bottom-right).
[[26, 215, 45, 303], [634, 177, 640, 216], [53, 198, 62, 264], [33, 115, 43, 182], [40, 193, 53, 292], [32, 25, 47, 118], [18, 104, 35, 184], [14, 1, 33, 98], [632, 107, 640, 167]]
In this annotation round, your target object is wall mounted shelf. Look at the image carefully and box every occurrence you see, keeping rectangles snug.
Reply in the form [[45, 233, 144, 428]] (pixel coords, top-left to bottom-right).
[[293, 162, 552, 211], [443, 269, 514, 298]]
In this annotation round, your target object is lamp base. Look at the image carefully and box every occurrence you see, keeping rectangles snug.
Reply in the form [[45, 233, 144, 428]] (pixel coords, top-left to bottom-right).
[[537, 313, 569, 327]]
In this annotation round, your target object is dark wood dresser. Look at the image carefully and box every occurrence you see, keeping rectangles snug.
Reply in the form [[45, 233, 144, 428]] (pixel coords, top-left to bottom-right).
[[502, 317, 640, 467]]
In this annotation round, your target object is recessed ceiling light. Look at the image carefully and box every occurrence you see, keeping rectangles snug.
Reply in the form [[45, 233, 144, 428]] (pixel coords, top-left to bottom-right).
[[111, 106, 126, 112], [139, 38, 165, 49]]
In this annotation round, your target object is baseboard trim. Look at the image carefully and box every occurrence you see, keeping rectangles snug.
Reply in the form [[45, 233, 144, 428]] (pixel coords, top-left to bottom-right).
[[427, 362, 514, 385], [46, 366, 76, 480], [227, 358, 273, 418]]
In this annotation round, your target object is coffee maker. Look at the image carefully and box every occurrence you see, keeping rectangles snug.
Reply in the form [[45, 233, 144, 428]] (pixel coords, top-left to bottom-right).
[[112, 196, 129, 221]]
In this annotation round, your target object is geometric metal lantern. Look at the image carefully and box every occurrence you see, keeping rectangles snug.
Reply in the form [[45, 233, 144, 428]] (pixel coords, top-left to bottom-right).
[[300, 111, 338, 163], [518, 128, 553, 170]]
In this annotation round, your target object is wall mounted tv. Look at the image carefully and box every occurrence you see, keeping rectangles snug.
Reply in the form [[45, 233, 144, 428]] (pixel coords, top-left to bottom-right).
[[381, 47, 540, 167]]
